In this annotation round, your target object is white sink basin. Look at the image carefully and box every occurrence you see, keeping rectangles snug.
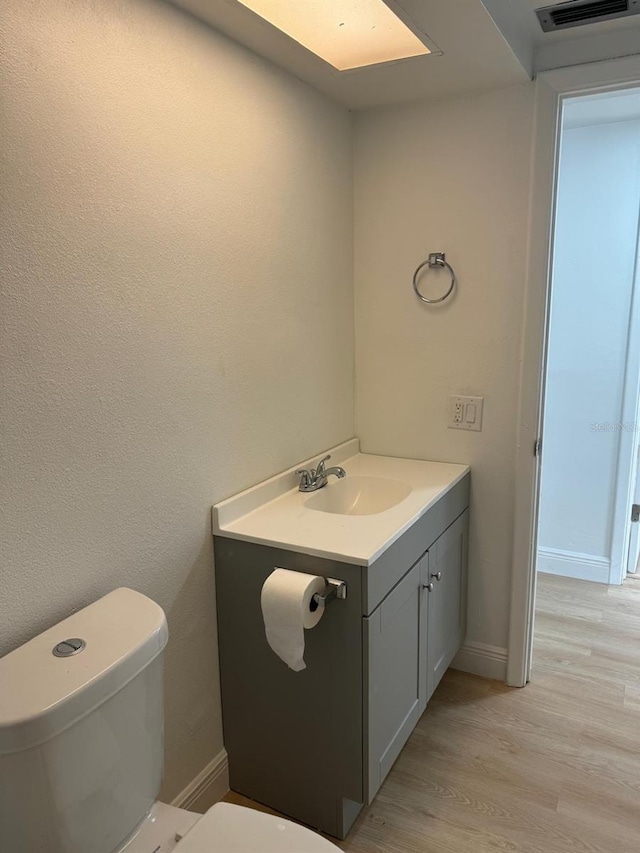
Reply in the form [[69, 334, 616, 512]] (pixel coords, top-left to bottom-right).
[[213, 439, 469, 565], [304, 475, 412, 516]]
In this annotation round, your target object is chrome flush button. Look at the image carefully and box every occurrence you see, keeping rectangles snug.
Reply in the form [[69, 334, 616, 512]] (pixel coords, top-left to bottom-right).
[[53, 638, 86, 657]]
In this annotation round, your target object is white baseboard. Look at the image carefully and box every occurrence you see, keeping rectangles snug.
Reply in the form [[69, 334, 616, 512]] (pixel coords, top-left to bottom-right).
[[171, 749, 229, 814], [452, 641, 508, 682], [537, 547, 610, 584]]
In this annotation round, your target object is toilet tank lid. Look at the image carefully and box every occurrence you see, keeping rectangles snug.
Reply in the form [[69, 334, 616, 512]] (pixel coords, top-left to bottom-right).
[[0, 588, 168, 754]]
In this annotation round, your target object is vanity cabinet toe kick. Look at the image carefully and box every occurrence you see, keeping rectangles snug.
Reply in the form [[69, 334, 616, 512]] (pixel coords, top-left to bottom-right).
[[214, 473, 469, 839]]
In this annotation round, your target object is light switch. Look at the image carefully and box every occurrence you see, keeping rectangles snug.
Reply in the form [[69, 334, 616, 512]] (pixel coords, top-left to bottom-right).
[[448, 396, 484, 431]]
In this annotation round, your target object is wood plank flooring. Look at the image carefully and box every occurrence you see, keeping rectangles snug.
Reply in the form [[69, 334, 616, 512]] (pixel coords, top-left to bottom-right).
[[224, 574, 640, 852]]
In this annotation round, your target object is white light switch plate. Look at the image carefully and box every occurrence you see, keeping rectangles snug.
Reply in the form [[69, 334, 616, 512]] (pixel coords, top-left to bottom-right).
[[448, 395, 484, 431]]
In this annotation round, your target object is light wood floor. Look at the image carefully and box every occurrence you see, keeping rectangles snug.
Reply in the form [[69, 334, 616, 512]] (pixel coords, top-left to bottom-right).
[[225, 574, 640, 852]]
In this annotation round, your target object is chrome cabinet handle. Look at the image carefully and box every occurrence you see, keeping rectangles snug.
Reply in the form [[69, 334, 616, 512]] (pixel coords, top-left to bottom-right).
[[431, 572, 442, 582], [422, 582, 434, 592]]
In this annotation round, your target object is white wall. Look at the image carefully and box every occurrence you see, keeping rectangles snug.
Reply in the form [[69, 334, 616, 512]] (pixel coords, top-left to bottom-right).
[[0, 0, 354, 799], [538, 118, 640, 583], [354, 85, 535, 660]]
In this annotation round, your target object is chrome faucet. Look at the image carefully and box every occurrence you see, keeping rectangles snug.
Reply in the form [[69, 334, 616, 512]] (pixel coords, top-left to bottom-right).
[[296, 454, 347, 492]]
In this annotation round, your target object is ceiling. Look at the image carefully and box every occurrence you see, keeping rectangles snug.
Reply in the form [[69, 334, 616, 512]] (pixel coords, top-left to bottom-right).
[[169, 0, 640, 110], [485, 0, 640, 46], [482, 0, 640, 73]]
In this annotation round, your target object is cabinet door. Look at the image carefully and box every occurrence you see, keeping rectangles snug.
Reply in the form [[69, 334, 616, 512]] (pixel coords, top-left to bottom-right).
[[424, 510, 469, 702], [365, 561, 422, 803]]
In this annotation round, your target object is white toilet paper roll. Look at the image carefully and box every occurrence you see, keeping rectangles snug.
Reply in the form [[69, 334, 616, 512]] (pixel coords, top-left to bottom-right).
[[260, 569, 326, 672]]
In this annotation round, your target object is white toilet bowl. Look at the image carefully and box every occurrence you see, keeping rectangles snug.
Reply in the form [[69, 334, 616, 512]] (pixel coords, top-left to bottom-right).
[[0, 588, 341, 853], [190, 803, 338, 852], [118, 801, 339, 853]]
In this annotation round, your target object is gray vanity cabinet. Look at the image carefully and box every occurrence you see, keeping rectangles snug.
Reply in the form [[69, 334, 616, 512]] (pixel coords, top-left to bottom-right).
[[214, 473, 469, 839], [365, 562, 422, 802]]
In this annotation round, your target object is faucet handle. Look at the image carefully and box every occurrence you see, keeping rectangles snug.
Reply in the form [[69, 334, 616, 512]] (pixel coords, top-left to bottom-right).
[[314, 455, 331, 477], [295, 468, 311, 487]]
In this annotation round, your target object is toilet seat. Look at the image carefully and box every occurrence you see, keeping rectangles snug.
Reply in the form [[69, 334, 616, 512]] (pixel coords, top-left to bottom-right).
[[174, 803, 341, 852]]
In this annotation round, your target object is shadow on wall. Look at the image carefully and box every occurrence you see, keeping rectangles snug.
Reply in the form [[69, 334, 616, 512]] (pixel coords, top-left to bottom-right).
[[162, 521, 221, 802]]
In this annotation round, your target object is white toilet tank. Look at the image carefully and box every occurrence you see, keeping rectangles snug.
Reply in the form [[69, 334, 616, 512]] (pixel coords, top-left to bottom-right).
[[0, 588, 169, 853]]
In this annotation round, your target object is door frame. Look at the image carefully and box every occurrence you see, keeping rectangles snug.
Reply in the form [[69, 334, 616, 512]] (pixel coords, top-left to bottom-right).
[[507, 56, 640, 689], [627, 434, 640, 576], [611, 209, 640, 583]]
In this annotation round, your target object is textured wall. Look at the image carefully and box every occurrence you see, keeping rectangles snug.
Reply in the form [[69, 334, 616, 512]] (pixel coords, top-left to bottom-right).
[[539, 119, 640, 573], [354, 85, 535, 654], [0, 0, 353, 798]]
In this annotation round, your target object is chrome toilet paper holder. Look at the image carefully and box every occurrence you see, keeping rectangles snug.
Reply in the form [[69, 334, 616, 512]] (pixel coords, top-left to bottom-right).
[[311, 578, 347, 610]]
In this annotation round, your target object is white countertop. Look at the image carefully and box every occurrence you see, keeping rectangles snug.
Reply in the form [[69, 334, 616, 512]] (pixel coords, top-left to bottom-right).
[[213, 440, 469, 566]]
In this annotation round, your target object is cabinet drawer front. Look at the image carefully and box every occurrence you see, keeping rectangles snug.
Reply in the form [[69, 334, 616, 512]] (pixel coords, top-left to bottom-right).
[[365, 563, 421, 803]]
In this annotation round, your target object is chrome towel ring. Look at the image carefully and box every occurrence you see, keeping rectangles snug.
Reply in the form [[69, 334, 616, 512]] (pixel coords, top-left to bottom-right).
[[412, 252, 457, 304]]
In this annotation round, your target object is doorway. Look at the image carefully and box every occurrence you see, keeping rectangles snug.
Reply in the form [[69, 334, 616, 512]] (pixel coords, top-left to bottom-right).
[[508, 56, 640, 688], [537, 88, 640, 590]]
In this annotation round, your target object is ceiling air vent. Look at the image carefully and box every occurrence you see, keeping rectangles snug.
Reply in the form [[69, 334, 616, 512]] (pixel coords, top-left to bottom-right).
[[536, 0, 640, 32]]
